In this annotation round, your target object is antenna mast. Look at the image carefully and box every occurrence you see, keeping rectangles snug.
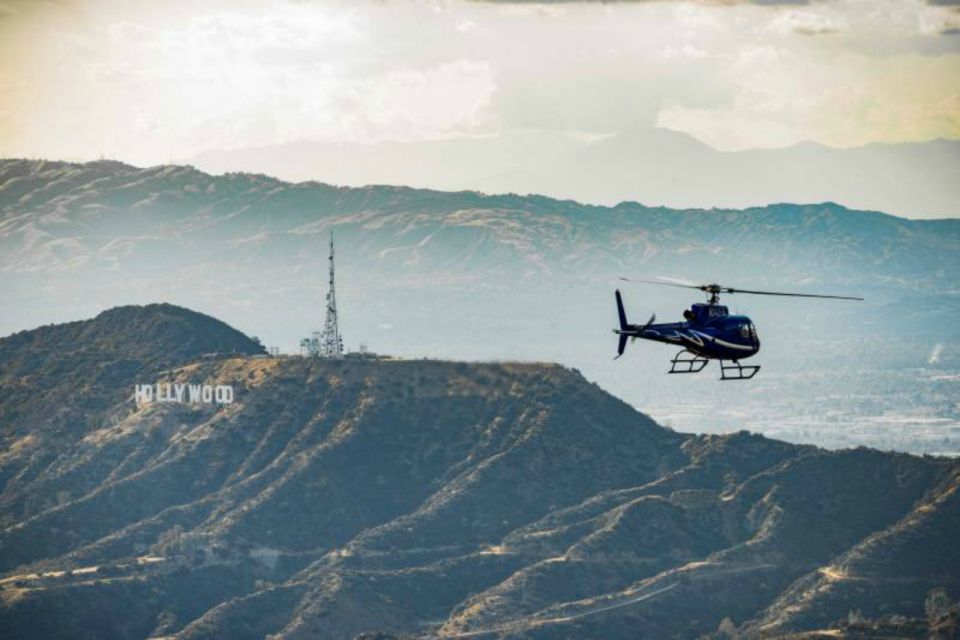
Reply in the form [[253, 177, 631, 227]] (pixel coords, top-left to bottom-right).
[[320, 232, 344, 357]]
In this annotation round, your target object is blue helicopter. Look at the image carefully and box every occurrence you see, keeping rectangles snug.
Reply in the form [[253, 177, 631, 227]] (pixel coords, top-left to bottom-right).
[[614, 277, 862, 380]]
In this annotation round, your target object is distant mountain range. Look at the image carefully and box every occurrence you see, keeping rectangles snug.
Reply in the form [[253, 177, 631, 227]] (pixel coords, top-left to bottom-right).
[[185, 130, 960, 220], [1, 157, 957, 343], [1, 305, 958, 639]]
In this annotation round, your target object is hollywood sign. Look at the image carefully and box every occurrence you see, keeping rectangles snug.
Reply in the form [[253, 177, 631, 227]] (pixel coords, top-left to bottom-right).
[[134, 383, 234, 406]]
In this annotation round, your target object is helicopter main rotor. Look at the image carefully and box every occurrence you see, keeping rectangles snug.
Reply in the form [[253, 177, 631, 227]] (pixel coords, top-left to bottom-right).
[[618, 276, 864, 305]]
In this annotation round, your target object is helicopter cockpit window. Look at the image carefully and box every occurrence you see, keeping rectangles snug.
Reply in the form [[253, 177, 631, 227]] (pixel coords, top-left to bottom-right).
[[739, 323, 751, 339]]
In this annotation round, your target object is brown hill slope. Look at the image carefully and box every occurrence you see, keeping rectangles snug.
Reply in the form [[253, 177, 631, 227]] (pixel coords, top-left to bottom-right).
[[0, 305, 957, 639], [0, 303, 264, 529]]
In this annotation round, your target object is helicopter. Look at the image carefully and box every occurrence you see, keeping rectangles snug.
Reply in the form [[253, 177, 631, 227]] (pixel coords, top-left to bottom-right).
[[613, 277, 863, 380]]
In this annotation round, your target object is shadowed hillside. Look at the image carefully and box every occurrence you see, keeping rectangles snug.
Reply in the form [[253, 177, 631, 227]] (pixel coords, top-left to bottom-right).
[[1, 305, 958, 638]]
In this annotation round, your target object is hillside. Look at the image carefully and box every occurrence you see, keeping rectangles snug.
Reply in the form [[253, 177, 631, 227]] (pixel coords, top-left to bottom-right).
[[1, 305, 958, 639], [0, 303, 264, 520], [2, 158, 957, 295]]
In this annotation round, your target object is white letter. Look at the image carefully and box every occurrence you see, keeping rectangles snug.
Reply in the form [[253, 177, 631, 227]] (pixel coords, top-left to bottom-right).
[[189, 384, 202, 403], [134, 384, 152, 406], [174, 384, 185, 403], [202, 385, 213, 403], [215, 385, 234, 404]]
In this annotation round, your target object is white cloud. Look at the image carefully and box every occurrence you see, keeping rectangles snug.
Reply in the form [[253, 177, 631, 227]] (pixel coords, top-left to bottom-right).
[[1, 3, 499, 161], [0, 0, 957, 162], [767, 10, 847, 36], [662, 44, 710, 59], [346, 60, 496, 139], [657, 42, 960, 150]]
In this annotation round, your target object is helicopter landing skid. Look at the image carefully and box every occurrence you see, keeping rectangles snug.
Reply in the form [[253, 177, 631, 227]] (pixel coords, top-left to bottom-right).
[[668, 350, 709, 374], [720, 360, 761, 381]]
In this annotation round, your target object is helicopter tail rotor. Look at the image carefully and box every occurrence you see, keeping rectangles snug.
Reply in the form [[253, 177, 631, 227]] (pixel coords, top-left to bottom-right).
[[614, 290, 655, 360], [614, 289, 629, 359], [615, 289, 629, 332]]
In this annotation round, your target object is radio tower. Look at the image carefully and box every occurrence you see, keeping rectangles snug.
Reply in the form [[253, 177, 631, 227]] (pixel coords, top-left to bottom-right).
[[320, 232, 344, 357]]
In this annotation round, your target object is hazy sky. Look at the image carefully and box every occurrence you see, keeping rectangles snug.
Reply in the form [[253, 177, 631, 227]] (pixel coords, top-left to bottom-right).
[[0, 0, 958, 165]]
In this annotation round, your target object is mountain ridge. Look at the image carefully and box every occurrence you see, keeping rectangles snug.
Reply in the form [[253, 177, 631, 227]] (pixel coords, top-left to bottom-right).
[[182, 130, 960, 220], [6, 155, 958, 222], [1, 304, 958, 639], [3, 157, 956, 300]]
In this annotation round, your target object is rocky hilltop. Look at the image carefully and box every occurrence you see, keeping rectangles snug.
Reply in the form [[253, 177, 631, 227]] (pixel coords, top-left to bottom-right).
[[0, 305, 958, 639]]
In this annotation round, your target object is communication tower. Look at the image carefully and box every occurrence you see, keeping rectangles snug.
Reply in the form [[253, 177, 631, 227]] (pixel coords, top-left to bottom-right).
[[301, 232, 344, 358], [320, 232, 344, 357]]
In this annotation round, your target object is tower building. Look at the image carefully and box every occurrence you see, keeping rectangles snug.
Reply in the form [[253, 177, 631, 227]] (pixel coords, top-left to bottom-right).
[[320, 232, 343, 357], [300, 232, 344, 358]]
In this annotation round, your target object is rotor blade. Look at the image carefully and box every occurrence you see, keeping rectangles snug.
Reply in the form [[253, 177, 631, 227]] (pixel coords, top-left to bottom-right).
[[654, 275, 701, 287], [618, 277, 704, 291], [726, 288, 863, 301], [619, 276, 863, 301]]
